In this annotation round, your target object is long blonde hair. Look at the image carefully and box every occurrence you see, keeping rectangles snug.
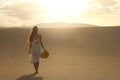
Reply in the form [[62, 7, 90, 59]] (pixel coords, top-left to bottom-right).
[[29, 26, 38, 43]]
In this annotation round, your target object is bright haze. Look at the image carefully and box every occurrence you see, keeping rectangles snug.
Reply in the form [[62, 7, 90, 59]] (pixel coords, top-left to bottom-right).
[[0, 0, 120, 27]]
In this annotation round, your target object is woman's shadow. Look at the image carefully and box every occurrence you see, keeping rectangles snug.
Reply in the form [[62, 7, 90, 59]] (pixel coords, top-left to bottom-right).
[[16, 73, 43, 80]]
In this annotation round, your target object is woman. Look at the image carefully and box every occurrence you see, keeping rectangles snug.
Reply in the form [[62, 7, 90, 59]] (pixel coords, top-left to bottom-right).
[[28, 26, 46, 75]]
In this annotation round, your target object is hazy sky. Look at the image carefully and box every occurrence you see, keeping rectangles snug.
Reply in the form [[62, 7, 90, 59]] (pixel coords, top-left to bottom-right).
[[0, 0, 120, 27]]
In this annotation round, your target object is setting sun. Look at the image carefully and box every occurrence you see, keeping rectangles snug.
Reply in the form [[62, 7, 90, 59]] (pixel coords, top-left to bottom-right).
[[28, 0, 89, 22]]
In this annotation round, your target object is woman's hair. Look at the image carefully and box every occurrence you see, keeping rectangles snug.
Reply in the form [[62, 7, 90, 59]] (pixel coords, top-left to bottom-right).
[[29, 26, 38, 43]]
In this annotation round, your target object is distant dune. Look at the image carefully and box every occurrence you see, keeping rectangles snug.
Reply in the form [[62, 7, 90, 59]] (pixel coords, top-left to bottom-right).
[[37, 23, 99, 28], [3, 23, 100, 28], [2, 23, 120, 28]]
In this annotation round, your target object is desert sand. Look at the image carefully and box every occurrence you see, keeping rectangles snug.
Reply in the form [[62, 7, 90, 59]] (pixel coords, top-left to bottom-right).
[[0, 27, 120, 80]]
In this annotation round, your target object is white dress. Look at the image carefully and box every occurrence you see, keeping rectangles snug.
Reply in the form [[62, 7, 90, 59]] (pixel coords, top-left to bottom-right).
[[29, 38, 41, 63]]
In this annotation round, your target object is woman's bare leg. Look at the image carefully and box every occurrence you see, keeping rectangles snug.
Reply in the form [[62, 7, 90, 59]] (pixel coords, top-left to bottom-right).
[[33, 61, 39, 74]]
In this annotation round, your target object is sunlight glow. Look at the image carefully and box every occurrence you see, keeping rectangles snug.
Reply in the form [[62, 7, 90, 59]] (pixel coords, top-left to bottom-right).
[[28, 0, 90, 22]]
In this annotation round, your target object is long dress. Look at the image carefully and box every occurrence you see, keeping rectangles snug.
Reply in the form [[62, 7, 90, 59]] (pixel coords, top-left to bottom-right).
[[30, 38, 41, 63]]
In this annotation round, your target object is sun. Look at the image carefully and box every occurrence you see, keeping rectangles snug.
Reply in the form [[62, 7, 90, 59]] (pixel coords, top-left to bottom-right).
[[28, 0, 89, 22]]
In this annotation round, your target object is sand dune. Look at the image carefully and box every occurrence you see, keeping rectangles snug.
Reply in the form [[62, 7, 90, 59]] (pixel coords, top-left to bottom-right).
[[0, 27, 120, 80]]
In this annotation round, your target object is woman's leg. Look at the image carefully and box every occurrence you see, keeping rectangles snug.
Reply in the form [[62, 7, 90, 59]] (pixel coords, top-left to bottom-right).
[[33, 61, 39, 74]]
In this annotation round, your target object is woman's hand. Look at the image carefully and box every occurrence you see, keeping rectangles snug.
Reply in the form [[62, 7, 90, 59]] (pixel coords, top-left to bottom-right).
[[43, 48, 46, 51]]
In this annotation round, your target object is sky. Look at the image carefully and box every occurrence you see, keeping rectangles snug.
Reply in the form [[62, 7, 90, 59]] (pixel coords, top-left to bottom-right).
[[0, 0, 120, 27]]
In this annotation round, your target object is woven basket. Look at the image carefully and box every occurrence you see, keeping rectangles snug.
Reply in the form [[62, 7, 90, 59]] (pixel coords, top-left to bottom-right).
[[40, 50, 49, 59]]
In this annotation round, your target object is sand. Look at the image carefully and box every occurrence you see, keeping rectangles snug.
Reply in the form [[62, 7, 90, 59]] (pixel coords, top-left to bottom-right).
[[0, 27, 120, 80]]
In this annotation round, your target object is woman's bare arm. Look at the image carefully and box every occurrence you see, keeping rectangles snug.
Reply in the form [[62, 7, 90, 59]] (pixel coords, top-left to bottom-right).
[[39, 35, 46, 50], [29, 42, 32, 54]]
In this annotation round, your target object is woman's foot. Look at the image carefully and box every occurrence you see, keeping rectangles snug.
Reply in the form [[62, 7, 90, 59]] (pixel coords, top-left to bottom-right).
[[34, 71, 39, 75]]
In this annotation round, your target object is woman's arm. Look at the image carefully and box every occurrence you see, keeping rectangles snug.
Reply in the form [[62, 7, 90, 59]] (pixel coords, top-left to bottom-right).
[[39, 35, 46, 50], [29, 42, 32, 54]]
